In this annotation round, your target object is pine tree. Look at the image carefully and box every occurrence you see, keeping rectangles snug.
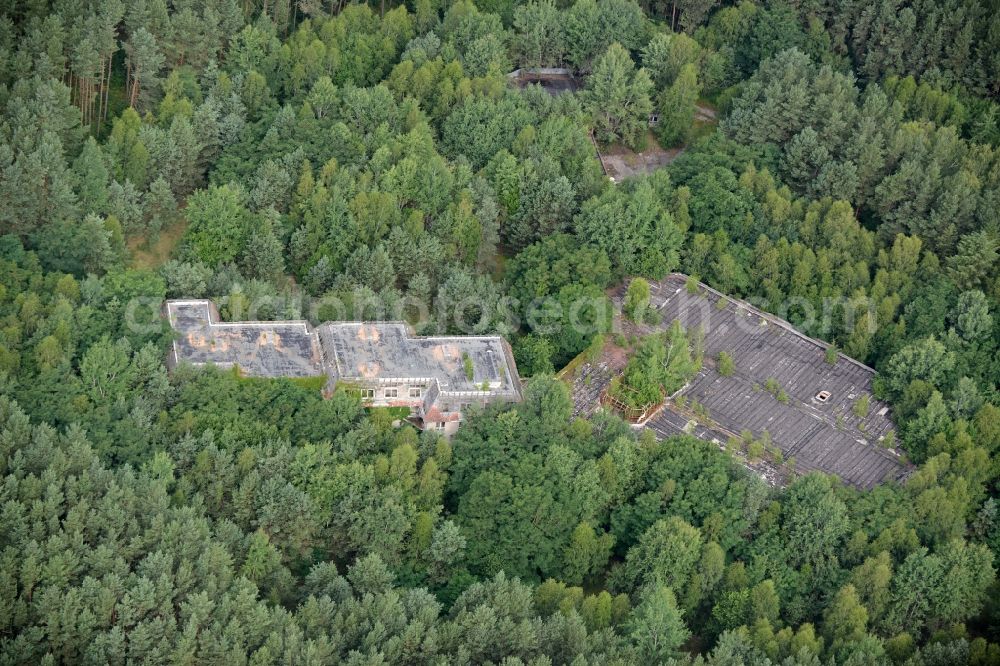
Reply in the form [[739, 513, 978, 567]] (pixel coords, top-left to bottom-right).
[[583, 43, 654, 149], [642, 32, 701, 89], [675, 0, 718, 32], [0, 132, 79, 238], [512, 0, 565, 68], [106, 179, 144, 235], [73, 137, 110, 214], [240, 214, 285, 282], [106, 108, 151, 187], [562, 522, 614, 585], [656, 62, 699, 146], [144, 176, 177, 236], [125, 27, 165, 112], [628, 584, 690, 662]]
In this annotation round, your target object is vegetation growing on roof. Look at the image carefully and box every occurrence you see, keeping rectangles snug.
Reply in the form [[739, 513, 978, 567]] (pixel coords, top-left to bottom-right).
[[609, 320, 696, 411], [1, 0, 998, 661], [717, 350, 735, 377], [463, 351, 474, 381], [854, 393, 871, 418]]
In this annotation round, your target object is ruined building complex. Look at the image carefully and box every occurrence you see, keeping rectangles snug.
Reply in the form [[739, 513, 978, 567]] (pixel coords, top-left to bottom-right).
[[167, 273, 909, 490], [165, 300, 522, 435], [569, 274, 909, 490]]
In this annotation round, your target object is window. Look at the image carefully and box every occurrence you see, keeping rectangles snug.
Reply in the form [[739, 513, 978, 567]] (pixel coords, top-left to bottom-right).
[[360, 388, 375, 399], [815, 390, 831, 403], [434, 421, 446, 430], [409, 387, 422, 398], [384, 387, 398, 398]]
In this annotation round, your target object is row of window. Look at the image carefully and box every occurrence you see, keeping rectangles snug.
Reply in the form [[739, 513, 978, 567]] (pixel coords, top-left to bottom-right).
[[355, 387, 479, 419], [359, 386, 424, 400]]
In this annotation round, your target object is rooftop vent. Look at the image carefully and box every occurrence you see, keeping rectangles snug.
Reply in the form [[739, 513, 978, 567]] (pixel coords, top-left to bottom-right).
[[815, 390, 831, 403]]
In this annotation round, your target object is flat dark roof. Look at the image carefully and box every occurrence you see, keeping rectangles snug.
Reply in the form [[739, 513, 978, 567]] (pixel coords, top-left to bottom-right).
[[165, 301, 520, 399], [166, 301, 323, 378], [611, 274, 908, 490]]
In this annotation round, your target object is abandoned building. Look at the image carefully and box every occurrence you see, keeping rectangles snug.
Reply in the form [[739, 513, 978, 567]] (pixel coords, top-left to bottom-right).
[[506, 68, 579, 95], [168, 277, 909, 488], [315, 322, 521, 435], [569, 274, 909, 490], [165, 300, 522, 434]]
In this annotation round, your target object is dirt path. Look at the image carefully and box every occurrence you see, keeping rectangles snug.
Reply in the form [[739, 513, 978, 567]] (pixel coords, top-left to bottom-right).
[[599, 130, 685, 181]]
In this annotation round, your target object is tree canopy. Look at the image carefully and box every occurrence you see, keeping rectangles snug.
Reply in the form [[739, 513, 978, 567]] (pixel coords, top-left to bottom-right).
[[1, 0, 999, 662]]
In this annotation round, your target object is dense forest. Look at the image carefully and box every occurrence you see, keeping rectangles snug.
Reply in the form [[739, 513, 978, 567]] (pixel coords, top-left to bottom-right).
[[1, 0, 999, 663]]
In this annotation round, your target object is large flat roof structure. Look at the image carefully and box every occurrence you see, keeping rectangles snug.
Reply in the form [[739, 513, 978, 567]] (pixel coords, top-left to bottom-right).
[[570, 274, 909, 490], [317, 323, 519, 395], [165, 300, 323, 377], [164, 300, 521, 432]]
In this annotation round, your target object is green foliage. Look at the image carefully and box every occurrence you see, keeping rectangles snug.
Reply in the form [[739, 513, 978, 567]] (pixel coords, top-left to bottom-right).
[[3, 1, 1000, 663], [623, 277, 652, 323], [613, 515, 703, 592], [513, 334, 555, 376], [628, 584, 691, 661], [562, 522, 615, 585], [724, 48, 998, 262], [451, 379, 611, 582], [612, 320, 696, 410], [854, 393, 871, 418], [686, 275, 700, 294], [717, 350, 735, 377], [512, 0, 565, 68], [884, 75, 968, 129], [576, 174, 684, 279], [462, 351, 474, 380], [583, 42, 654, 149], [643, 31, 717, 90], [824, 584, 869, 645], [506, 234, 613, 366], [825, 345, 839, 365], [183, 184, 253, 266], [443, 94, 536, 171], [656, 62, 700, 146]]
